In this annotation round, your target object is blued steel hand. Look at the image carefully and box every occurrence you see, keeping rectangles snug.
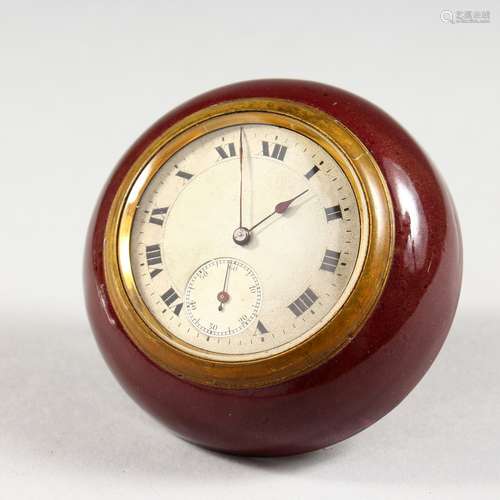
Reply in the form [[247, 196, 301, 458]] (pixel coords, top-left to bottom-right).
[[249, 189, 309, 233]]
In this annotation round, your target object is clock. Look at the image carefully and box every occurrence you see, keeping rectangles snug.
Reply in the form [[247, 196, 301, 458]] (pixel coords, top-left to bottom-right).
[[85, 80, 462, 456]]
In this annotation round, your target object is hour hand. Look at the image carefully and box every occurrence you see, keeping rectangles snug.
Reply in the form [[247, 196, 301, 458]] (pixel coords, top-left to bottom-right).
[[232, 189, 309, 246], [274, 189, 309, 215]]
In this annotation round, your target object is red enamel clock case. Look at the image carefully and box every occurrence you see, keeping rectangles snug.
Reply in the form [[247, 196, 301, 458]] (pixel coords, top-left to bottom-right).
[[84, 79, 462, 456]]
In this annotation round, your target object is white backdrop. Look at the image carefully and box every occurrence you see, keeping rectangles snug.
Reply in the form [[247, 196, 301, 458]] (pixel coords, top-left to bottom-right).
[[1, 2, 499, 499]]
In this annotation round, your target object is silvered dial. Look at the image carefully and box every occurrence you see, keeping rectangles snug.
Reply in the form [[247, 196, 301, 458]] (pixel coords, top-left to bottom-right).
[[130, 123, 362, 360]]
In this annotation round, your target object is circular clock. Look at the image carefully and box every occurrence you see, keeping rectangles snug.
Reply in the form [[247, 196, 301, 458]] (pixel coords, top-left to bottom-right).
[[85, 80, 462, 456]]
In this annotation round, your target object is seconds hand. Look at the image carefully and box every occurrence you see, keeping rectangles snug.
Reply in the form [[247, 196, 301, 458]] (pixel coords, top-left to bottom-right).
[[217, 262, 231, 311]]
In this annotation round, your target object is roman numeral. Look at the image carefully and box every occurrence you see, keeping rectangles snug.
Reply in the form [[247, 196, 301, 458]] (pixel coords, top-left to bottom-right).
[[325, 204, 342, 222], [288, 288, 318, 317], [256, 321, 268, 334], [262, 141, 287, 161], [161, 287, 183, 316], [145, 244, 162, 278], [175, 170, 193, 180], [161, 287, 178, 306], [145, 244, 161, 266], [215, 143, 236, 159], [320, 249, 341, 273], [149, 207, 168, 226], [304, 165, 320, 180]]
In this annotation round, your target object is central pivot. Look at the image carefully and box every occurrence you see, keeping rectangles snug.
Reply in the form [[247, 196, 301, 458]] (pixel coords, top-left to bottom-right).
[[233, 227, 251, 246], [217, 290, 230, 304]]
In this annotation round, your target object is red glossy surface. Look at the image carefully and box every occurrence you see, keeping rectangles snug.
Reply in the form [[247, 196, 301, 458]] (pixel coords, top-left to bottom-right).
[[84, 80, 462, 456]]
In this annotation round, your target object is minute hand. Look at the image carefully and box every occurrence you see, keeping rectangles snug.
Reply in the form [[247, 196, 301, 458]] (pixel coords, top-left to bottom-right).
[[249, 189, 309, 233]]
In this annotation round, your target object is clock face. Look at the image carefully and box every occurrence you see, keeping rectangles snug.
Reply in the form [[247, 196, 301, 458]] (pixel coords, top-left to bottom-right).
[[128, 122, 362, 360]]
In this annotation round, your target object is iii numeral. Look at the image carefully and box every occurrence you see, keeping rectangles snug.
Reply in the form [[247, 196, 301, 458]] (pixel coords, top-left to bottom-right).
[[149, 207, 168, 226], [262, 141, 287, 161], [215, 143, 236, 159], [325, 204, 342, 222], [145, 244, 163, 278], [161, 287, 183, 316], [320, 249, 341, 273], [288, 288, 318, 317]]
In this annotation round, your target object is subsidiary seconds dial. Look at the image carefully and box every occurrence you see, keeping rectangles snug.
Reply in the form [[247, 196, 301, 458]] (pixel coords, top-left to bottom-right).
[[185, 257, 262, 337]]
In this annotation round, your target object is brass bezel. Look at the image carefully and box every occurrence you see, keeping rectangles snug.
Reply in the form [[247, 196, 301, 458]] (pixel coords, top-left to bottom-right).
[[103, 98, 394, 389]]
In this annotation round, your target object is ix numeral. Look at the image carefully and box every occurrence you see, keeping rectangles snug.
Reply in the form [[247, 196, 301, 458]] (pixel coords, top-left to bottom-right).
[[288, 288, 318, 317], [262, 141, 287, 161]]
